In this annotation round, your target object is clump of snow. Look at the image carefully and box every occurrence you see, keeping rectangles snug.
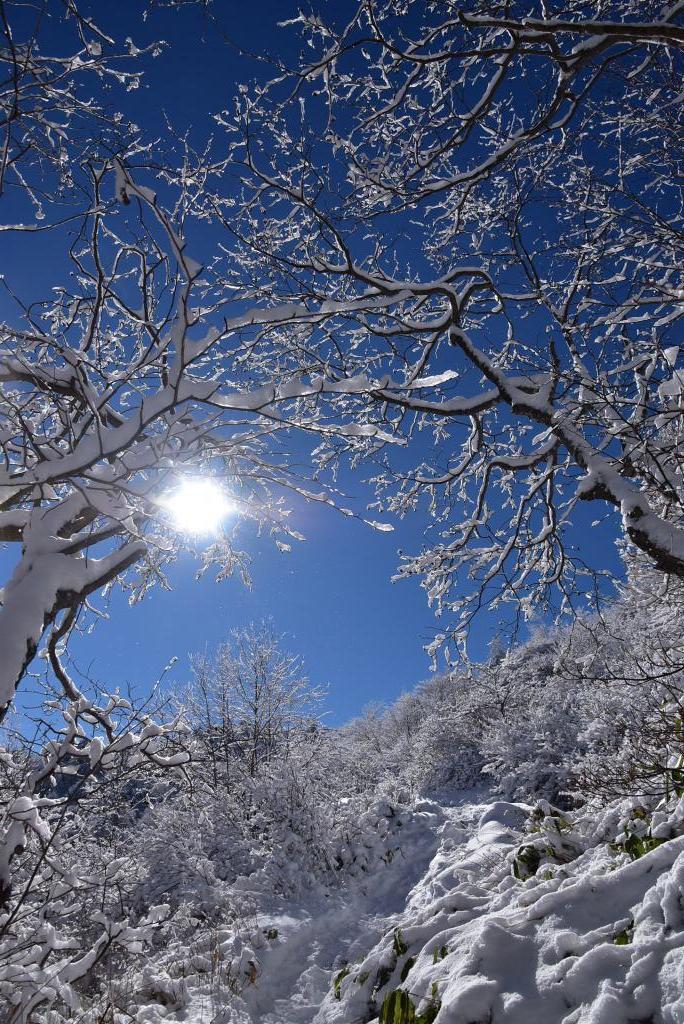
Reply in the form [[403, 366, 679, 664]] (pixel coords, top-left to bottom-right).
[[317, 795, 684, 1024]]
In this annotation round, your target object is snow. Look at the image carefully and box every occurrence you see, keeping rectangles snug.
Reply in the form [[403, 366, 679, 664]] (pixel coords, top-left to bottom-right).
[[138, 790, 684, 1024], [244, 801, 445, 1024], [8, 601, 684, 1024], [5, 2, 684, 1019], [147, 795, 453, 1024], [0, 537, 145, 710]]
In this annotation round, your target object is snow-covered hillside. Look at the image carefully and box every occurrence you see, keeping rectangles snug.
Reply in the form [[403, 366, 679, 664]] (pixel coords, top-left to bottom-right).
[[146, 789, 684, 1024], [7, 591, 684, 1023]]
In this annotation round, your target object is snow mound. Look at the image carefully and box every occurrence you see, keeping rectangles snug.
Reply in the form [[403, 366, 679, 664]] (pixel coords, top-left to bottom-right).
[[324, 798, 684, 1024]]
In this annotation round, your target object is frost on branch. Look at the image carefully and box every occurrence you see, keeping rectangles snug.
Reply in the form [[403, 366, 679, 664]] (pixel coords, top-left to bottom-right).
[[0, 689, 188, 1020], [208, 0, 684, 648], [0, 1, 155, 226], [0, 149, 362, 712]]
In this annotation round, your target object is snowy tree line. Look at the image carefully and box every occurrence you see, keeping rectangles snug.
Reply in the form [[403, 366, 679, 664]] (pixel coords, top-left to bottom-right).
[[4, 556, 684, 1019]]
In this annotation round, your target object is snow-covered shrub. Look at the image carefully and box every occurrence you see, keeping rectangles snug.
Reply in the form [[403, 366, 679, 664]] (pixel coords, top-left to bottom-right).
[[511, 801, 586, 880], [338, 674, 485, 800], [479, 637, 585, 805], [0, 692, 189, 1022], [569, 586, 684, 801]]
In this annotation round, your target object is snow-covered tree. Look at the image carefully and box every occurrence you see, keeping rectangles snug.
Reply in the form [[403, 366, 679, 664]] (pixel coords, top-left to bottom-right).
[[0, 147, 391, 720], [208, 0, 684, 647], [0, 1, 154, 223], [182, 622, 326, 784]]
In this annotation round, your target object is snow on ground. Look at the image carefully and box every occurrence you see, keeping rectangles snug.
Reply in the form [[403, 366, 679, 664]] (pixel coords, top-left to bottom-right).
[[318, 797, 684, 1024], [174, 789, 491, 1024], [239, 795, 461, 1024], [174, 789, 684, 1023]]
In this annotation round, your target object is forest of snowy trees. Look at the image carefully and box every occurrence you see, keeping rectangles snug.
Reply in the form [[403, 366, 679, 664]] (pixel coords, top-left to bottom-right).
[[1, 0, 684, 1021], [4, 566, 684, 1019]]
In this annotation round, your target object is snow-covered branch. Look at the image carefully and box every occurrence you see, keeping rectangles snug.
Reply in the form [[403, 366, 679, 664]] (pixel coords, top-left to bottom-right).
[[205, 0, 684, 646]]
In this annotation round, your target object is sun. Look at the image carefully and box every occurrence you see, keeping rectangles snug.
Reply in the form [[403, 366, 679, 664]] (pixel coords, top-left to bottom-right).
[[162, 478, 235, 535]]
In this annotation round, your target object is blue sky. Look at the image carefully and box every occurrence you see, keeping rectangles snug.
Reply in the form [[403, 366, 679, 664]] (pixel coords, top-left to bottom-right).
[[1, 1, 626, 724]]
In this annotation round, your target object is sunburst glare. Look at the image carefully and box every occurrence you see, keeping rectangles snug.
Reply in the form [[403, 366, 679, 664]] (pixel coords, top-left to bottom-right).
[[163, 478, 235, 535]]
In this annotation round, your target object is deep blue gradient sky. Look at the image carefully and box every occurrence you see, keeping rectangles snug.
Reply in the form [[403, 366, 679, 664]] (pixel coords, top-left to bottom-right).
[[1, 1, 625, 724]]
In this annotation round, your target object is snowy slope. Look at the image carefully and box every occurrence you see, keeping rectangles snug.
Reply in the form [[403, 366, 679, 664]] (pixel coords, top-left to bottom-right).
[[240, 797, 450, 1024], [155, 790, 684, 1024], [158, 792, 480, 1024], [318, 797, 684, 1024]]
